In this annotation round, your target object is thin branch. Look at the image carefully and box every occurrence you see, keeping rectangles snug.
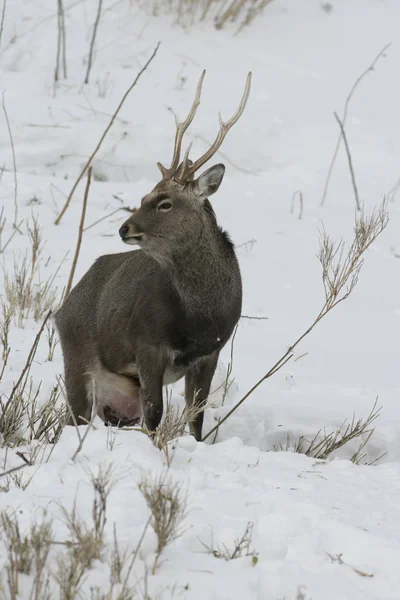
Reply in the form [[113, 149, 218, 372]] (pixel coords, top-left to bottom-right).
[[54, 41, 160, 225], [1, 91, 18, 227], [202, 204, 389, 442], [84, 0, 103, 85], [83, 206, 122, 232], [63, 167, 92, 301], [60, 0, 67, 78], [55, 0, 67, 84], [71, 378, 99, 461], [0, 463, 27, 479], [290, 190, 303, 220], [0, 0, 6, 49], [56, 375, 82, 443], [386, 173, 400, 203], [241, 315, 268, 321], [54, 1, 61, 83], [321, 43, 390, 206], [3, 312, 51, 414], [0, 347, 10, 382], [333, 112, 361, 211]]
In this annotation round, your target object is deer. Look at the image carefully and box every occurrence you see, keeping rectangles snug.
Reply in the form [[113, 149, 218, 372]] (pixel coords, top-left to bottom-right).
[[55, 70, 252, 442]]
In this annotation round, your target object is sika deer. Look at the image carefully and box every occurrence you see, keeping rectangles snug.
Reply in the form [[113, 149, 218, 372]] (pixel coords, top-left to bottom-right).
[[55, 71, 251, 441]]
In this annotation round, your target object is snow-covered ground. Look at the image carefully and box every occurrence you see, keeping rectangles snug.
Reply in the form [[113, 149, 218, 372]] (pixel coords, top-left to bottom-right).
[[1, 1, 400, 598]]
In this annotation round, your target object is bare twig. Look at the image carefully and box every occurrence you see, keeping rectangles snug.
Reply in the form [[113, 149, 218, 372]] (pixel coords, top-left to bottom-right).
[[0, 347, 10, 382], [55, 0, 67, 83], [333, 112, 361, 211], [123, 515, 151, 581], [0, 0, 6, 49], [63, 167, 92, 302], [326, 552, 374, 578], [290, 190, 303, 220], [83, 206, 122, 232], [1, 91, 18, 227], [55, 41, 160, 225], [241, 314, 268, 320], [84, 0, 103, 84], [15, 450, 33, 466], [56, 374, 82, 442], [60, 0, 67, 78], [321, 43, 390, 206], [0, 462, 27, 478], [386, 173, 400, 203], [202, 204, 388, 442], [3, 311, 51, 415], [71, 379, 99, 461]]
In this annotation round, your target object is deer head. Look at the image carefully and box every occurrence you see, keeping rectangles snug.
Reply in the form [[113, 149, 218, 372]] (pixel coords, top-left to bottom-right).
[[119, 70, 252, 257]]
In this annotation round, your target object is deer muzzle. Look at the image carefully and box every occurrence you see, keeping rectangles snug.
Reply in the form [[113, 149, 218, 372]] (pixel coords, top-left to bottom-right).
[[119, 223, 143, 245]]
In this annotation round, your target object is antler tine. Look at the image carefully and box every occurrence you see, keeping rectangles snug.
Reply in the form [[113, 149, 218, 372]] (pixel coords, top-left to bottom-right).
[[179, 71, 252, 183], [157, 70, 206, 179]]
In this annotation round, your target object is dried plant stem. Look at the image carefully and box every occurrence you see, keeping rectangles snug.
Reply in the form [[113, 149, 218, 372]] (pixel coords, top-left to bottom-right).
[[55, 41, 160, 225], [333, 112, 361, 211], [57, 375, 82, 442], [0, 462, 27, 478], [203, 205, 389, 442], [1, 91, 18, 227], [203, 353, 293, 442], [63, 167, 92, 302], [121, 516, 151, 592], [84, 0, 103, 84], [3, 311, 51, 414], [71, 394, 98, 461], [0, 0, 6, 49], [0, 347, 10, 382], [55, 0, 67, 82], [321, 43, 390, 206], [290, 190, 303, 220], [83, 207, 122, 232]]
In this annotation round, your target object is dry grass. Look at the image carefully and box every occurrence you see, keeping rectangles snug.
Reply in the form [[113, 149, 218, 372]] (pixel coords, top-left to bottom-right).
[[1, 383, 65, 451], [148, 393, 207, 464], [139, 472, 188, 574], [0, 467, 141, 599], [199, 521, 257, 562], [54, 465, 116, 599], [0, 298, 12, 361], [0, 511, 53, 600], [146, 0, 274, 31], [1, 217, 61, 327], [45, 321, 59, 361], [0, 381, 67, 448], [274, 401, 383, 464]]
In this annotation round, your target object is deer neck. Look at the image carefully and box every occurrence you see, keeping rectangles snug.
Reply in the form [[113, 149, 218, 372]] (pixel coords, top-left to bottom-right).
[[169, 223, 235, 313]]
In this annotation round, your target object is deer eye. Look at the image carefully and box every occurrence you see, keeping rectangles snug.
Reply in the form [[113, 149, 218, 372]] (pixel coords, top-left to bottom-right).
[[157, 200, 172, 212]]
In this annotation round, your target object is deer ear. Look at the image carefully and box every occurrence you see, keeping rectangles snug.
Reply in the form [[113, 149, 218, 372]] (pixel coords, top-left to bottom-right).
[[191, 164, 225, 199]]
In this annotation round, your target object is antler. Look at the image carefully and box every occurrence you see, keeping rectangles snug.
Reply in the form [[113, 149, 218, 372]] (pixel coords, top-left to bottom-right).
[[157, 70, 206, 179], [157, 71, 252, 184], [177, 71, 252, 183]]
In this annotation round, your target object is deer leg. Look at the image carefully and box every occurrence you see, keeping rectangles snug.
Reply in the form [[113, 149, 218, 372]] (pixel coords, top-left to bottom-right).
[[185, 351, 218, 441], [137, 348, 165, 435], [63, 361, 92, 426]]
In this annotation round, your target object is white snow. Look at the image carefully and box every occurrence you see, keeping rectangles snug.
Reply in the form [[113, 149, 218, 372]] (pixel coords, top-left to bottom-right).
[[1, 1, 400, 598]]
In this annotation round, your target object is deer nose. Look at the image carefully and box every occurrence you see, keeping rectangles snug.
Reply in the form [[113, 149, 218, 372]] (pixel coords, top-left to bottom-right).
[[119, 224, 129, 239]]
